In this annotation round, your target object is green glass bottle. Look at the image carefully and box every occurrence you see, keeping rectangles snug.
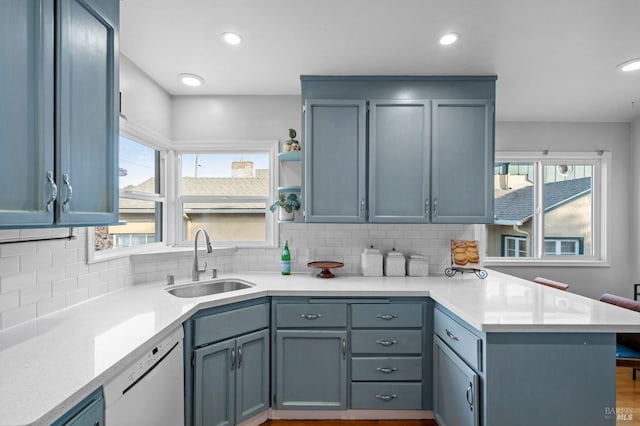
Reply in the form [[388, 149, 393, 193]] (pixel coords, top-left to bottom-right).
[[281, 240, 291, 275]]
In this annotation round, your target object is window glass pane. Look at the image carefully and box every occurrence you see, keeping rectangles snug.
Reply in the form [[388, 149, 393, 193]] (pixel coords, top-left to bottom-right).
[[487, 162, 534, 257], [181, 153, 269, 196], [95, 199, 162, 251], [543, 164, 591, 256], [182, 202, 267, 242], [119, 136, 158, 194]]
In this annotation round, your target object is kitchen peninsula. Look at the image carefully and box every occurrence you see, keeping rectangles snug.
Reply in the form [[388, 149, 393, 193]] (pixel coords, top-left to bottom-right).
[[1, 270, 638, 426]]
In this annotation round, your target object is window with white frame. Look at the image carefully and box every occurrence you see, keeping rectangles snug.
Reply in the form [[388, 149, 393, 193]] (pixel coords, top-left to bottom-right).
[[177, 141, 277, 247], [486, 152, 608, 263], [93, 135, 165, 254]]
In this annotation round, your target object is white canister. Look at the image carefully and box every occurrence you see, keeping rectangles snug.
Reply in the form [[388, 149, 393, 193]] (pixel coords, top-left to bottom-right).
[[384, 251, 406, 276], [407, 255, 429, 277], [361, 247, 383, 277]]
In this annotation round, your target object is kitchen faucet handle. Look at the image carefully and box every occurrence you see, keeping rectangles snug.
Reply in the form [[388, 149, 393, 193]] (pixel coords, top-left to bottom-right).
[[199, 261, 207, 273]]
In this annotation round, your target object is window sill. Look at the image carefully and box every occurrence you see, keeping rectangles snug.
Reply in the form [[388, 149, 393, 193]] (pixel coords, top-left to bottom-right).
[[484, 258, 610, 268], [130, 246, 237, 263]]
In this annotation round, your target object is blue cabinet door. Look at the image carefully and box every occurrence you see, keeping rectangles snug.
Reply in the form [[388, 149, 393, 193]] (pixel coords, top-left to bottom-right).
[[56, 0, 118, 225], [275, 330, 348, 409], [0, 0, 55, 227], [235, 329, 269, 423], [368, 100, 431, 223], [431, 100, 494, 224], [303, 100, 366, 223], [194, 339, 235, 426], [433, 336, 479, 426]]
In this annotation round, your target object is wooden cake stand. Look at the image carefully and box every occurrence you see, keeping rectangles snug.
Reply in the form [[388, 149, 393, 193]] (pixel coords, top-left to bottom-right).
[[307, 261, 344, 278]]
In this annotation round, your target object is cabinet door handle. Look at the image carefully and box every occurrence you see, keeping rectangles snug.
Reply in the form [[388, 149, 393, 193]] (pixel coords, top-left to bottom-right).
[[425, 198, 430, 216], [433, 198, 438, 217], [375, 394, 397, 402], [300, 313, 322, 320], [342, 338, 347, 359], [46, 171, 57, 212], [62, 173, 73, 211], [466, 382, 474, 411], [237, 345, 243, 369], [230, 347, 236, 371], [360, 199, 366, 217], [376, 367, 398, 374], [376, 314, 398, 320], [445, 329, 459, 341], [375, 339, 398, 346]]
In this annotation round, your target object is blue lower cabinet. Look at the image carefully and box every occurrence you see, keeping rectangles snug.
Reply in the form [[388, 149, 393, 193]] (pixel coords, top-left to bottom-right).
[[52, 388, 104, 426], [193, 329, 269, 426], [275, 330, 348, 409]]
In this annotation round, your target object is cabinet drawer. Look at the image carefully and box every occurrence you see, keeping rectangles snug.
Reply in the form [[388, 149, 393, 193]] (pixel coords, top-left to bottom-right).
[[351, 330, 422, 354], [352, 304, 423, 328], [276, 303, 347, 328], [351, 382, 422, 410], [434, 309, 481, 370], [194, 303, 269, 347], [352, 356, 422, 381]]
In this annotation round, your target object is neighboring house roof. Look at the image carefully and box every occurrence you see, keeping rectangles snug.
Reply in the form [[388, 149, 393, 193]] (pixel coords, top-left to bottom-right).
[[120, 172, 269, 210], [494, 177, 591, 224]]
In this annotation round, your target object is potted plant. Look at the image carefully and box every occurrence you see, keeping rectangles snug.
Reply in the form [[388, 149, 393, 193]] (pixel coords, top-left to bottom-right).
[[270, 193, 301, 221]]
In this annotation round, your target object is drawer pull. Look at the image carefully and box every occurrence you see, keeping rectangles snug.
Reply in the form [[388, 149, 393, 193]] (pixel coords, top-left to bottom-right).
[[376, 367, 398, 374], [375, 339, 398, 346], [445, 329, 459, 341], [375, 394, 397, 402], [300, 313, 322, 320], [376, 314, 398, 320]]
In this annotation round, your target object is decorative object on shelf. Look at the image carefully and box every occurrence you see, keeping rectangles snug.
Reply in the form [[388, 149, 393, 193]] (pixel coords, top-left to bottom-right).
[[281, 240, 291, 275], [360, 246, 383, 277], [283, 128, 301, 152], [445, 240, 487, 279], [308, 261, 344, 278], [270, 192, 301, 221]]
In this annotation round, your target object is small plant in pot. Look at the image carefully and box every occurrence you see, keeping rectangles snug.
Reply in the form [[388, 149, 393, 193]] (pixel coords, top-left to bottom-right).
[[270, 193, 301, 221]]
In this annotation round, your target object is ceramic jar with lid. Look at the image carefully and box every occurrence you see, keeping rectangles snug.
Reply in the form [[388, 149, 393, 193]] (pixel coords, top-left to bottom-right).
[[360, 246, 383, 277], [384, 249, 406, 276], [407, 254, 429, 276]]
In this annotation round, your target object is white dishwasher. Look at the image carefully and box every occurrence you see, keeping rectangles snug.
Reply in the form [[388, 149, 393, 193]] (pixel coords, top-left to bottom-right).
[[104, 327, 184, 426]]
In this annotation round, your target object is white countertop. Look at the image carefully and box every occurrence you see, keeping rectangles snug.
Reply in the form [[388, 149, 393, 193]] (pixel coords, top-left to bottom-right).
[[1, 269, 639, 425]]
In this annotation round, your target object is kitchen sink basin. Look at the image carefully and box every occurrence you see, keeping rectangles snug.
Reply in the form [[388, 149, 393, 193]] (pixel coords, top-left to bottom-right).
[[166, 279, 255, 298]]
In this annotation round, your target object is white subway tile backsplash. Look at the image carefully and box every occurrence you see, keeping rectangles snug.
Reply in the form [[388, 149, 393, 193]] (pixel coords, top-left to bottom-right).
[[66, 288, 89, 306], [20, 252, 52, 272], [0, 271, 37, 293], [0, 256, 20, 275], [52, 278, 78, 296], [0, 291, 19, 313], [65, 262, 89, 278], [20, 284, 52, 305], [37, 294, 66, 316], [0, 242, 36, 258], [36, 266, 66, 286]]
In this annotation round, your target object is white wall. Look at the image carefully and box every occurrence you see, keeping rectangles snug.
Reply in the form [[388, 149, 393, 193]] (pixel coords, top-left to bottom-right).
[[171, 95, 300, 141], [120, 55, 172, 140], [492, 121, 633, 299]]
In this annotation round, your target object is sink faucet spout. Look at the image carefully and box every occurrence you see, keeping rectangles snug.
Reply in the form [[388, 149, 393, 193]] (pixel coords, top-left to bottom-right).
[[192, 228, 213, 281]]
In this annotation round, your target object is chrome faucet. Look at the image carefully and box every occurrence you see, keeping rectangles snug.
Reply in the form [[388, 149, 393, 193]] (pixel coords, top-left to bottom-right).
[[192, 227, 213, 281]]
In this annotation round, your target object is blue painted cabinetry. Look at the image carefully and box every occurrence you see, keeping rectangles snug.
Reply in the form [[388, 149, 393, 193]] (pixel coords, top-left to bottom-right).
[[301, 76, 496, 224], [51, 387, 104, 426], [0, 0, 118, 228], [433, 306, 617, 426], [272, 297, 433, 411], [185, 300, 270, 426]]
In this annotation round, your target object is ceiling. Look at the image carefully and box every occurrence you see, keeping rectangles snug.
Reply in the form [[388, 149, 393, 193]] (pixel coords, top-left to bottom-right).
[[120, 0, 640, 122]]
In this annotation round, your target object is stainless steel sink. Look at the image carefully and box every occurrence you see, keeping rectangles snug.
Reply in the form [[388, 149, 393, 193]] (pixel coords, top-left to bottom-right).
[[166, 279, 255, 298]]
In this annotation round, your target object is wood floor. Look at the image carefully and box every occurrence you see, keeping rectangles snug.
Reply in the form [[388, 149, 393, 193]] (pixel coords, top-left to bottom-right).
[[261, 367, 639, 426]]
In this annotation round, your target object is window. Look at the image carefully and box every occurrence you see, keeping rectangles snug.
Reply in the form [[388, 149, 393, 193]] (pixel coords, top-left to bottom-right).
[[177, 141, 277, 247], [486, 152, 608, 263], [93, 135, 165, 254]]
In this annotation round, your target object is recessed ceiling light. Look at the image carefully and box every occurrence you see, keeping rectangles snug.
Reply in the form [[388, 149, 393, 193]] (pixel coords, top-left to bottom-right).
[[618, 58, 640, 72], [222, 32, 243, 45], [439, 32, 460, 46], [178, 73, 204, 87]]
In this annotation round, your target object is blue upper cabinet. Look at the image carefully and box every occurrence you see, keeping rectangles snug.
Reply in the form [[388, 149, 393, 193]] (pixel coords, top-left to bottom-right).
[[303, 99, 367, 223], [431, 100, 494, 224], [300, 76, 496, 224], [0, 0, 55, 226], [368, 100, 431, 223], [0, 0, 119, 229]]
